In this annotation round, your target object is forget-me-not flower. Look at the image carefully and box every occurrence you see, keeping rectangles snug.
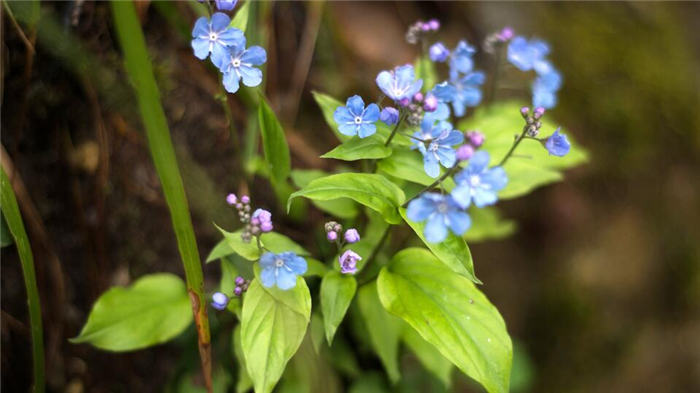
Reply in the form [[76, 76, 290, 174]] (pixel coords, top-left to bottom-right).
[[449, 40, 477, 80], [507, 36, 551, 73], [450, 71, 486, 117], [379, 107, 399, 126], [211, 292, 229, 310], [543, 128, 571, 157], [333, 95, 380, 138], [407, 193, 471, 243], [376, 65, 423, 102], [191, 13, 243, 68], [339, 250, 361, 274], [452, 151, 508, 209], [429, 42, 450, 62], [219, 36, 267, 94], [259, 251, 307, 290], [532, 68, 562, 109], [215, 0, 238, 11], [413, 119, 464, 178]]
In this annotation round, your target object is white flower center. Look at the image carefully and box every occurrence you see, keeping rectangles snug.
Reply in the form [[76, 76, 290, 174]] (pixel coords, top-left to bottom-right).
[[354, 116, 362, 124], [275, 258, 285, 268], [437, 203, 449, 213], [470, 175, 481, 187], [232, 58, 241, 67], [210, 32, 218, 41]]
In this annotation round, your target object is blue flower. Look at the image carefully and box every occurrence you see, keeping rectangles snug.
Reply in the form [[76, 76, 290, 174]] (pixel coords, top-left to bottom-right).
[[211, 292, 230, 310], [333, 95, 380, 138], [376, 65, 423, 102], [429, 42, 450, 62], [452, 151, 508, 209], [215, 0, 238, 11], [379, 107, 399, 126], [532, 68, 562, 109], [543, 128, 571, 157], [191, 13, 243, 68], [220, 36, 267, 94], [413, 120, 464, 178], [406, 193, 471, 243], [507, 36, 550, 73], [259, 251, 307, 290], [450, 71, 485, 117], [449, 40, 477, 80]]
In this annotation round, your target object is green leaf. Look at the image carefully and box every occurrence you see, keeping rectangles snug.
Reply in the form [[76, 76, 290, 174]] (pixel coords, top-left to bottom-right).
[[288, 173, 405, 225], [377, 149, 456, 189], [312, 91, 349, 143], [463, 207, 517, 243], [241, 279, 311, 393], [0, 210, 13, 247], [400, 208, 481, 284], [220, 257, 242, 316], [290, 169, 359, 219], [71, 273, 192, 351], [258, 95, 291, 184], [229, 0, 250, 31], [415, 54, 439, 93], [321, 134, 393, 161], [206, 239, 236, 263], [402, 327, 454, 388], [215, 225, 260, 261], [304, 258, 328, 278], [253, 264, 312, 318], [310, 312, 325, 354], [233, 325, 254, 393], [499, 160, 562, 199], [214, 226, 309, 261], [320, 271, 357, 344], [357, 281, 402, 384], [377, 248, 512, 393]]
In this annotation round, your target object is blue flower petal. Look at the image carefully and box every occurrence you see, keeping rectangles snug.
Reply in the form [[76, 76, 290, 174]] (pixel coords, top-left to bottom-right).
[[191, 38, 210, 60], [211, 43, 229, 68], [437, 147, 457, 168], [239, 65, 263, 87], [472, 187, 498, 208], [423, 156, 441, 178], [375, 71, 394, 98], [363, 104, 380, 123], [346, 95, 365, 117], [451, 184, 473, 209], [240, 46, 267, 65], [440, 130, 465, 146], [276, 268, 298, 290], [481, 167, 508, 191], [259, 252, 276, 269], [192, 17, 209, 38], [468, 151, 491, 174], [334, 106, 354, 125], [424, 213, 448, 243], [407, 197, 437, 222], [223, 70, 241, 93], [357, 123, 377, 138], [210, 12, 232, 31], [338, 123, 359, 136], [260, 266, 277, 288], [285, 254, 308, 275], [446, 210, 471, 236], [218, 28, 244, 46]]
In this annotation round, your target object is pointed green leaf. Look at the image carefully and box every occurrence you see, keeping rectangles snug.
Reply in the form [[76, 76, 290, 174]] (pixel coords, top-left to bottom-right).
[[402, 327, 454, 388], [290, 169, 360, 219], [233, 325, 254, 393], [377, 149, 455, 189], [312, 91, 350, 142], [320, 271, 357, 344], [258, 95, 291, 183], [400, 208, 481, 284], [499, 161, 562, 199], [377, 248, 512, 393], [463, 207, 517, 243], [71, 273, 192, 351], [321, 134, 393, 161], [288, 173, 405, 225], [229, 0, 250, 31], [241, 279, 310, 393]]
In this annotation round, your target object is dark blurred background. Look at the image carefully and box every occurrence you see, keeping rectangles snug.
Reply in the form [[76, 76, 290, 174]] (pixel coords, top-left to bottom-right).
[[2, 1, 699, 392]]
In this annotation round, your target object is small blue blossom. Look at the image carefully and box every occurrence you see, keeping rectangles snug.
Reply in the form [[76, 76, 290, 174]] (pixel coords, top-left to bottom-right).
[[379, 107, 399, 126], [220, 36, 267, 94], [452, 151, 508, 209], [507, 36, 550, 73], [211, 292, 230, 310], [191, 13, 243, 68], [543, 127, 571, 157], [333, 95, 380, 138], [450, 71, 486, 117], [259, 251, 307, 290], [413, 120, 464, 178], [339, 250, 361, 274], [215, 0, 238, 11], [449, 40, 477, 80], [406, 193, 471, 243], [376, 65, 423, 102], [532, 68, 562, 109], [429, 42, 450, 62]]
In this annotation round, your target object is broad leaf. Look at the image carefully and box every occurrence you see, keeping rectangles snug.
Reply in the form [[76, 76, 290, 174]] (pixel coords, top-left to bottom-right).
[[499, 160, 562, 199], [321, 134, 393, 161], [233, 325, 254, 393], [258, 95, 291, 183], [357, 282, 402, 383], [241, 279, 311, 393], [215, 225, 260, 260], [378, 248, 512, 393], [206, 239, 236, 263], [304, 258, 328, 278], [71, 274, 192, 351], [312, 91, 350, 142], [464, 207, 517, 243], [415, 54, 439, 94], [377, 150, 455, 189], [290, 169, 360, 219], [288, 173, 405, 225], [400, 208, 481, 284], [402, 327, 453, 388], [320, 271, 357, 344]]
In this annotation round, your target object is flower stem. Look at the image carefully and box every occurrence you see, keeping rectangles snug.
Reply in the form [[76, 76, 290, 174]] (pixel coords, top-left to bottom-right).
[[402, 165, 459, 207], [488, 44, 503, 105], [498, 125, 529, 167], [357, 225, 392, 286], [384, 111, 406, 147]]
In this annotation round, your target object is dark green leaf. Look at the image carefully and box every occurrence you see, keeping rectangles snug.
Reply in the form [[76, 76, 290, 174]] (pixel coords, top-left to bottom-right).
[[320, 271, 357, 344], [0, 210, 13, 247], [258, 95, 291, 184]]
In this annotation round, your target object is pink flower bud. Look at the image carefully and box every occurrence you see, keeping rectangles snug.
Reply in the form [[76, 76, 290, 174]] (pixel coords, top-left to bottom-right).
[[226, 193, 237, 205], [456, 145, 475, 161], [344, 229, 361, 244], [423, 94, 438, 112], [327, 231, 338, 242]]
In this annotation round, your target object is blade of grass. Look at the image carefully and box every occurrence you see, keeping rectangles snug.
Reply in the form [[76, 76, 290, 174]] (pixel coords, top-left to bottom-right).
[[1, 167, 45, 393], [110, 2, 212, 391]]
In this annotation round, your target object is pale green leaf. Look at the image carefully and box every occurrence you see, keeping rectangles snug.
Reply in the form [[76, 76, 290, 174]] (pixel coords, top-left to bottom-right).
[[377, 248, 512, 393], [321, 134, 393, 161], [206, 238, 236, 263], [499, 160, 562, 199], [288, 173, 405, 225], [229, 0, 249, 31], [400, 208, 481, 284], [71, 274, 192, 351], [402, 327, 454, 388], [290, 169, 359, 219], [463, 207, 517, 243], [304, 258, 328, 278], [241, 279, 310, 393], [233, 325, 254, 393], [215, 225, 260, 261], [320, 271, 357, 344], [376, 150, 455, 189]]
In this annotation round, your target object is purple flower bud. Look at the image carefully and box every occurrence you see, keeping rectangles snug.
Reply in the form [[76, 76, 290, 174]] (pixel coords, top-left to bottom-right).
[[428, 19, 440, 31], [421, 23, 431, 32], [398, 97, 411, 107], [260, 221, 273, 233], [235, 276, 245, 286], [423, 94, 438, 112], [339, 250, 362, 275], [241, 195, 250, 204], [226, 193, 238, 205], [379, 107, 400, 126], [429, 42, 450, 62], [233, 286, 243, 296], [211, 292, 229, 310], [344, 228, 361, 244], [498, 27, 514, 41], [520, 107, 530, 118], [413, 92, 424, 102], [456, 145, 475, 161], [466, 131, 485, 148], [327, 231, 338, 242], [534, 107, 546, 119], [251, 217, 260, 226], [215, 0, 238, 11], [252, 208, 272, 223]]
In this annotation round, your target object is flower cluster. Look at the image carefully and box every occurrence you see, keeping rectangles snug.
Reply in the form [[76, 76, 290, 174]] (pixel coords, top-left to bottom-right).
[[191, 7, 267, 94], [226, 193, 273, 243], [210, 276, 251, 310], [507, 34, 561, 109], [520, 106, 571, 157], [325, 222, 361, 274], [405, 19, 440, 45]]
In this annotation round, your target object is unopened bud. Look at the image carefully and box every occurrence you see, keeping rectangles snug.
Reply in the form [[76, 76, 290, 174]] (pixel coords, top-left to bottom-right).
[[456, 145, 475, 161]]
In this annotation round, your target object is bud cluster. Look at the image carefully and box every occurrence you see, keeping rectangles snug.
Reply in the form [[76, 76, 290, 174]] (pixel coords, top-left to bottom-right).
[[324, 221, 362, 275], [232, 276, 250, 297], [226, 193, 273, 243], [484, 26, 515, 54], [403, 92, 438, 127], [456, 130, 486, 161], [520, 106, 546, 137], [406, 19, 440, 45]]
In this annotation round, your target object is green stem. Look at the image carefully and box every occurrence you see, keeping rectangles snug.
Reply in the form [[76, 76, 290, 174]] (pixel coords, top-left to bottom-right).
[[357, 225, 392, 286], [110, 2, 212, 391], [384, 111, 406, 147], [488, 44, 503, 105], [402, 165, 459, 207], [1, 168, 45, 393], [498, 126, 529, 167]]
